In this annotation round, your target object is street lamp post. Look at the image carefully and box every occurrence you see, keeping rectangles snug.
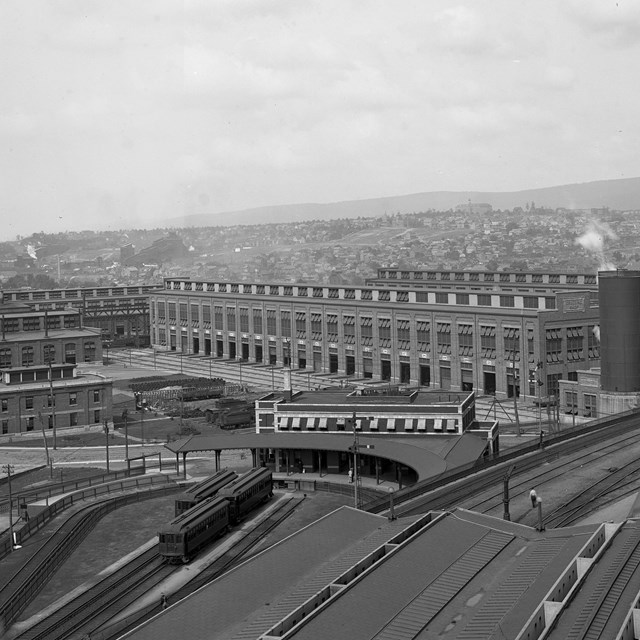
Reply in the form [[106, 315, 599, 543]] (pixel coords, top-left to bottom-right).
[[104, 420, 110, 472], [48, 363, 57, 450]]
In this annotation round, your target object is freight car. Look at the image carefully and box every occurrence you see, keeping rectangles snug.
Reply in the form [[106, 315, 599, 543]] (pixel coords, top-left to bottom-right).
[[174, 468, 238, 517], [217, 467, 273, 524], [158, 496, 230, 564]]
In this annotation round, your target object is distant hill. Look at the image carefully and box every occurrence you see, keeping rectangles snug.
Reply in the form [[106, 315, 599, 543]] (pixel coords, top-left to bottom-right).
[[162, 176, 640, 228]]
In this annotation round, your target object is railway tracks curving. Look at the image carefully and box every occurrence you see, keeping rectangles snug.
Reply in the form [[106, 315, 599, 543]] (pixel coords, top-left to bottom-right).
[[10, 495, 301, 640]]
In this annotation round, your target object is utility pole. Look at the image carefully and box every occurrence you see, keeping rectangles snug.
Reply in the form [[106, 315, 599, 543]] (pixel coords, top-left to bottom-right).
[[123, 409, 129, 462], [502, 465, 516, 521], [347, 412, 375, 510], [2, 464, 16, 551], [104, 420, 110, 472], [49, 363, 57, 449], [37, 410, 52, 477]]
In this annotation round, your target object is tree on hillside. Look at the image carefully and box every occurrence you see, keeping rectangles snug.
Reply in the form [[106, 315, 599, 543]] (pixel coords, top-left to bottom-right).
[[4, 273, 59, 289]]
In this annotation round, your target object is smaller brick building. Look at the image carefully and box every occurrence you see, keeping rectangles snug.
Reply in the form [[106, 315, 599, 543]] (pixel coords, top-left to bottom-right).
[[0, 299, 112, 435]]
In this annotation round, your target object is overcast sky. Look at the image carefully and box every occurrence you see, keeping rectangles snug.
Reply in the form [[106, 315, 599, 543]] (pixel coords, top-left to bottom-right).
[[1, 0, 638, 239]]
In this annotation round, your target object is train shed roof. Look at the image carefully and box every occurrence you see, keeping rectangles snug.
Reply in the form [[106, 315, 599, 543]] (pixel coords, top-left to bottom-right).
[[164, 432, 488, 481], [121, 507, 615, 640]]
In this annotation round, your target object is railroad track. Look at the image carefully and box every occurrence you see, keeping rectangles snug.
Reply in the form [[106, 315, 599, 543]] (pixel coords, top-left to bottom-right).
[[456, 428, 640, 517], [391, 412, 640, 521], [11, 495, 302, 640]]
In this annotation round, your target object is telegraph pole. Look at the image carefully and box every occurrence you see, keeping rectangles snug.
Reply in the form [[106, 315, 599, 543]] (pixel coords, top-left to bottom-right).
[[104, 420, 110, 472], [2, 464, 16, 551], [49, 363, 57, 449]]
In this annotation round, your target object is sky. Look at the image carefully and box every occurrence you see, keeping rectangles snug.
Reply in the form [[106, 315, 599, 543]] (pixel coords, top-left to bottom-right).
[[1, 0, 639, 239]]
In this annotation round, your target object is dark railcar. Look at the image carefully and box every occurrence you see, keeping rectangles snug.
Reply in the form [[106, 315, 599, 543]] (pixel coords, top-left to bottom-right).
[[174, 468, 238, 517], [159, 496, 230, 563], [217, 467, 273, 525]]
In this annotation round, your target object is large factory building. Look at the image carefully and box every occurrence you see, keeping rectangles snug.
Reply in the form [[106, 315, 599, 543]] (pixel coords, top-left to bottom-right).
[[150, 269, 601, 403]]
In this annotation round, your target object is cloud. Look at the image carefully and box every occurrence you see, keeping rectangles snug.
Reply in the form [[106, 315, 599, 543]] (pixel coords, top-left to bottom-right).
[[563, 0, 640, 45]]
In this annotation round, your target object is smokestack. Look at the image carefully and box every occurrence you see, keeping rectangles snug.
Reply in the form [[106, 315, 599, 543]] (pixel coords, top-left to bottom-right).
[[599, 269, 640, 392]]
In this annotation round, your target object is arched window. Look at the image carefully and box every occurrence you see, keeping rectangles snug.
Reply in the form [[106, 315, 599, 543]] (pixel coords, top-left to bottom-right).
[[43, 344, 56, 365], [65, 343, 76, 364], [21, 346, 34, 366]]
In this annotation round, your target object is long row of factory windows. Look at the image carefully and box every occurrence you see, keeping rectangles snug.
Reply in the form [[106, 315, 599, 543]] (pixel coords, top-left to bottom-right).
[[0, 342, 98, 368], [152, 306, 598, 367]]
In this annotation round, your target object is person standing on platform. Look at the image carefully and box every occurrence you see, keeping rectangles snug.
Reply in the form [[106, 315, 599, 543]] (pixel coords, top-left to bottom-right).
[[529, 488, 538, 508], [348, 468, 353, 483]]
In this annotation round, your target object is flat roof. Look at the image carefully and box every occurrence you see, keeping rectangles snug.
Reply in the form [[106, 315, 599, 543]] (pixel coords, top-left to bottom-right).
[[276, 389, 472, 407], [122, 508, 604, 640], [165, 432, 488, 481]]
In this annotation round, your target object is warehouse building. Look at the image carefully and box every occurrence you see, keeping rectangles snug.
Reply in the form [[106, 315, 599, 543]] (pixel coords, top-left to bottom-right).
[[150, 273, 600, 401]]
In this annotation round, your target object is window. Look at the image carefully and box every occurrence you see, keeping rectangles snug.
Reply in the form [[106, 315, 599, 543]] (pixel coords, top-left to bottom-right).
[[69, 413, 78, 426], [435, 292, 448, 304], [69, 392, 77, 406], [168, 302, 176, 323], [214, 306, 223, 330], [503, 327, 520, 362], [94, 410, 101, 424], [1, 420, 7, 434], [584, 394, 597, 418], [47, 394, 55, 407], [343, 316, 355, 343], [3, 318, 19, 332], [500, 295, 515, 307], [458, 325, 474, 356], [436, 322, 451, 354], [327, 315, 338, 342], [0, 348, 11, 368], [22, 346, 34, 366], [65, 343, 76, 364], [266, 310, 277, 335], [43, 344, 56, 364], [566, 326, 584, 362], [296, 312, 306, 339], [25, 396, 34, 409], [545, 297, 557, 310], [26, 417, 34, 431], [252, 309, 263, 334], [378, 318, 391, 346], [22, 317, 41, 331], [523, 296, 538, 309], [397, 320, 410, 348], [456, 293, 469, 305], [93, 390, 100, 403], [311, 314, 323, 340], [565, 391, 578, 415], [417, 321, 430, 352], [545, 328, 563, 363], [281, 311, 291, 337], [226, 307, 236, 331], [84, 342, 96, 362], [477, 294, 492, 306], [1, 399, 8, 412], [480, 326, 496, 358], [239, 308, 249, 333], [179, 303, 188, 322], [190, 304, 200, 323], [360, 317, 373, 345]]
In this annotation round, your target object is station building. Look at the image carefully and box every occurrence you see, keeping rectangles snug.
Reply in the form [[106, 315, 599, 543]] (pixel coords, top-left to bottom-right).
[[2, 284, 160, 348], [150, 271, 600, 402], [0, 299, 112, 436]]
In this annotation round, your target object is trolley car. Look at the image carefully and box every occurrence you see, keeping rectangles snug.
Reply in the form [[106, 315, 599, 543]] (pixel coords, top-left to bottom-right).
[[174, 468, 238, 517], [217, 467, 273, 525], [158, 495, 230, 564]]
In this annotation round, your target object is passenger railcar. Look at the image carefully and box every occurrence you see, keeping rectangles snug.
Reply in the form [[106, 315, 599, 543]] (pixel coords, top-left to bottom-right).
[[159, 495, 230, 564], [217, 467, 273, 525], [174, 468, 238, 517]]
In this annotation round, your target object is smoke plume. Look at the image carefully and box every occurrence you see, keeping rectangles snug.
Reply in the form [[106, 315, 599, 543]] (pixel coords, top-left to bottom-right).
[[575, 220, 618, 271]]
